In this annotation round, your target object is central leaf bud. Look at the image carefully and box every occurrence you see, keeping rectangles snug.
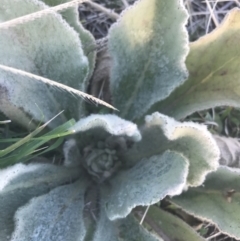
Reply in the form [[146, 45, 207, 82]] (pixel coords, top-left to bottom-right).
[[82, 137, 126, 182]]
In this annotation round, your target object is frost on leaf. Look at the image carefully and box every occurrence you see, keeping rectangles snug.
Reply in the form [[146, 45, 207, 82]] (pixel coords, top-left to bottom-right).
[[0, 0, 89, 127], [105, 150, 188, 220], [122, 112, 220, 186], [69, 114, 142, 142], [109, 0, 189, 120], [149, 9, 240, 120], [40, 0, 96, 81], [92, 198, 119, 241], [11, 180, 89, 241], [0, 163, 81, 241]]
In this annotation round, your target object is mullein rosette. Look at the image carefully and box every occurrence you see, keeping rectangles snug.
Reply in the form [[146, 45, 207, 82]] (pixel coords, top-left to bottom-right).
[[1, 112, 219, 241], [0, 0, 221, 240]]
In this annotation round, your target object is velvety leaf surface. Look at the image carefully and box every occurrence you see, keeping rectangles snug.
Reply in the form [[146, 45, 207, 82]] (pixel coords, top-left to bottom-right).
[[63, 138, 82, 167], [92, 200, 119, 241], [11, 179, 89, 241], [41, 0, 96, 81], [148, 9, 240, 120], [105, 150, 188, 220], [137, 206, 205, 241], [69, 114, 142, 142], [122, 112, 220, 186], [108, 0, 189, 120], [117, 215, 163, 241], [172, 166, 240, 239], [0, 163, 82, 241], [0, 0, 89, 127]]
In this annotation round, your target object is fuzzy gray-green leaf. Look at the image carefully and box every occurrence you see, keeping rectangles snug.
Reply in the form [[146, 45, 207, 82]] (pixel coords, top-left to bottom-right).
[[69, 114, 142, 142], [41, 0, 96, 81], [140, 206, 205, 241], [109, 0, 189, 120], [0, 0, 89, 128], [92, 199, 119, 241], [105, 150, 188, 220], [122, 112, 220, 187], [11, 179, 89, 241], [148, 9, 240, 120], [172, 166, 240, 239], [0, 163, 82, 241]]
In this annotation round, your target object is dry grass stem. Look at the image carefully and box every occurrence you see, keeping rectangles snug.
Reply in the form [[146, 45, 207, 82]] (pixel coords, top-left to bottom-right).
[[139, 205, 150, 225], [86, 1, 119, 20], [206, 231, 222, 240], [121, 0, 130, 8]]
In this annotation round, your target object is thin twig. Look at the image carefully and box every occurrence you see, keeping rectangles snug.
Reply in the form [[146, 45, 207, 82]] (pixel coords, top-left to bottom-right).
[[140, 205, 150, 225], [98, 79, 106, 100], [86, 1, 119, 20], [212, 0, 220, 24], [206, 231, 222, 240], [203, 0, 236, 2], [121, 0, 130, 8], [205, 0, 220, 33], [0, 120, 11, 124], [235, 0, 240, 7], [189, 10, 232, 16], [218, 235, 231, 241]]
